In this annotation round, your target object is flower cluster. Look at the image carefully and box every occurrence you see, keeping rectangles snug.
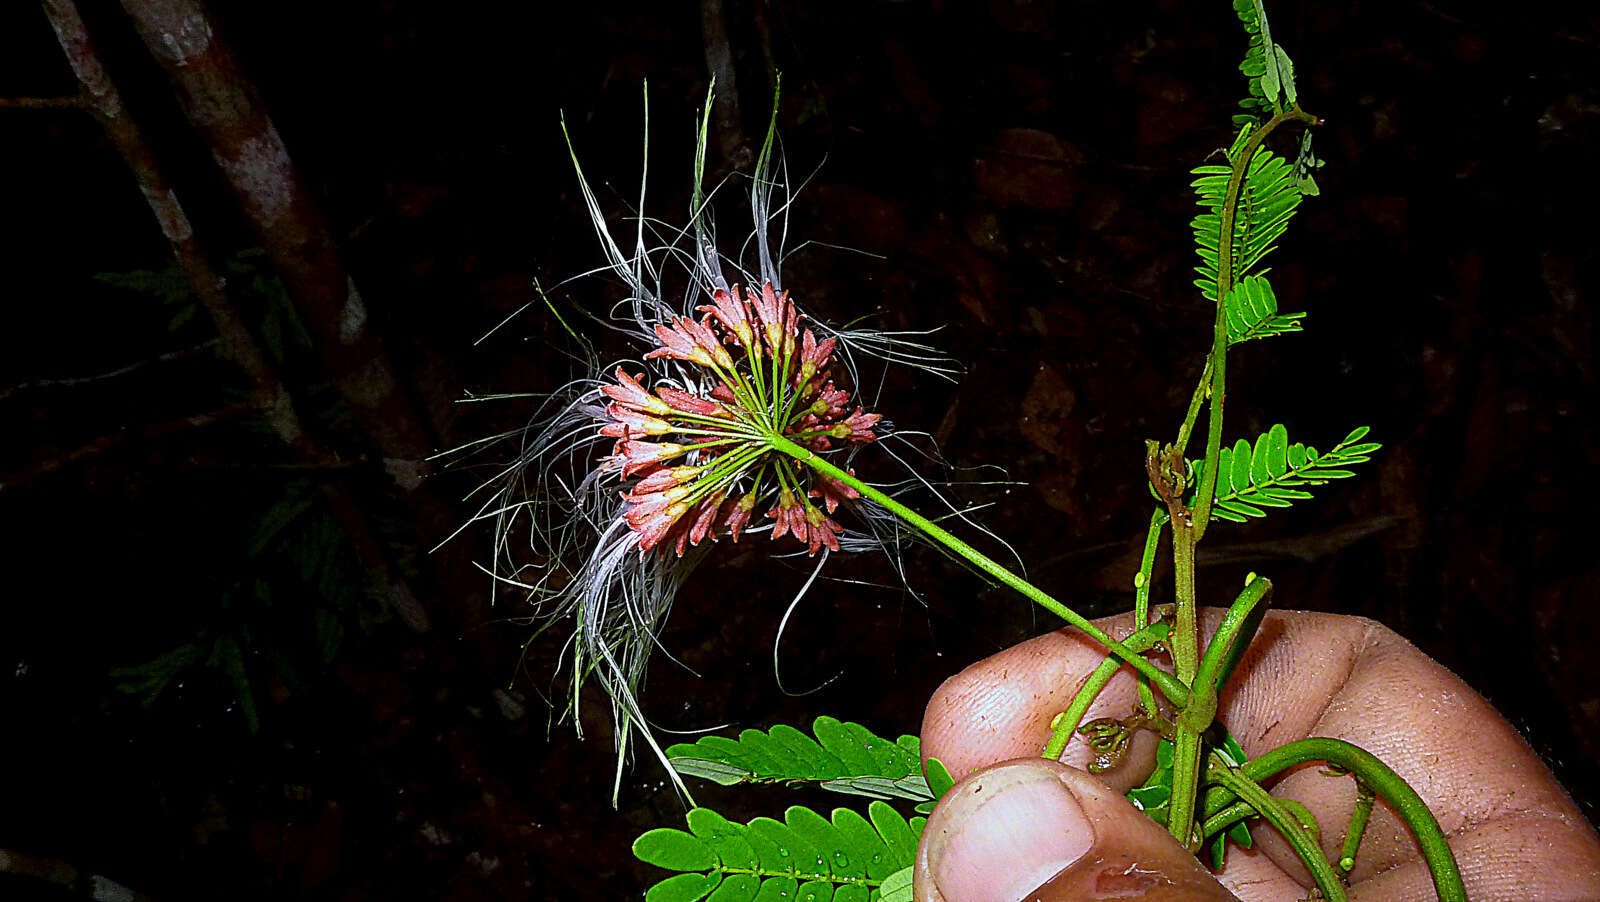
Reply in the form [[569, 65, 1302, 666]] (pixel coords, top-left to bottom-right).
[[600, 282, 881, 557]]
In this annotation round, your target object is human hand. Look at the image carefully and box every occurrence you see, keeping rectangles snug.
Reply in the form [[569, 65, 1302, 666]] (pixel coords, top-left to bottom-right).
[[913, 608, 1600, 901]]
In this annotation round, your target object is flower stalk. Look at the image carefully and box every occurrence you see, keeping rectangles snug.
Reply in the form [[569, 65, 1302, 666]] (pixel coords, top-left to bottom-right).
[[765, 433, 1191, 707]]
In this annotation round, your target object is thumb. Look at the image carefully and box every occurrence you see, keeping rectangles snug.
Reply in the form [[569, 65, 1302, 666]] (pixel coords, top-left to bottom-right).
[[914, 758, 1237, 902]]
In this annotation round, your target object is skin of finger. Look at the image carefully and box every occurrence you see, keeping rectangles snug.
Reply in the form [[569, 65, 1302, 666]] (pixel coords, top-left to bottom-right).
[[919, 615, 1162, 793], [920, 609, 1359, 899], [913, 758, 1238, 902], [919, 611, 1359, 795], [1342, 810, 1600, 901], [920, 608, 1600, 900], [1240, 619, 1600, 897]]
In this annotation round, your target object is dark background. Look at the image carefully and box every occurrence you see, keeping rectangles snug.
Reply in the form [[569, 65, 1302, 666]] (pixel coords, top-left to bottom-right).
[[2, 0, 1597, 899]]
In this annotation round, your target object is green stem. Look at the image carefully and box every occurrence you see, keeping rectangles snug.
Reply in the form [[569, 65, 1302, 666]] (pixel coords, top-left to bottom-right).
[[671, 426, 764, 440], [1133, 510, 1165, 717], [1169, 523, 1200, 685], [1191, 106, 1317, 540], [686, 444, 766, 504], [1168, 721, 1205, 848], [1339, 779, 1376, 875], [1208, 760, 1348, 902], [1041, 621, 1169, 760], [1164, 517, 1204, 842], [747, 335, 771, 415], [1174, 358, 1213, 456], [1240, 738, 1466, 901], [702, 355, 767, 428], [1199, 800, 1257, 841], [1191, 575, 1272, 700], [768, 433, 1191, 708], [1168, 577, 1274, 849], [1163, 105, 1317, 845]]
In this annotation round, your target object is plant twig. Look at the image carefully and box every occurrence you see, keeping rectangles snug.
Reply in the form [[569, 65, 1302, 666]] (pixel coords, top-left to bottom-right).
[[0, 338, 220, 403], [0, 94, 88, 109], [36, 0, 433, 633], [116, 0, 445, 467], [1191, 106, 1319, 539], [699, 0, 749, 168], [0, 403, 252, 492]]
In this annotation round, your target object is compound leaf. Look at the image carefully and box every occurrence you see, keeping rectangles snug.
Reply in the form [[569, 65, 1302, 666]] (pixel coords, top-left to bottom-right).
[[637, 804, 924, 901], [1192, 426, 1380, 524], [1224, 276, 1305, 345], [1192, 152, 1304, 303], [1233, 0, 1298, 119], [669, 718, 936, 804]]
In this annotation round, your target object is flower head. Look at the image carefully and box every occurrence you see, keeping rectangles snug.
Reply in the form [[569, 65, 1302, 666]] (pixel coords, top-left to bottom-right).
[[453, 83, 963, 801], [599, 280, 877, 558]]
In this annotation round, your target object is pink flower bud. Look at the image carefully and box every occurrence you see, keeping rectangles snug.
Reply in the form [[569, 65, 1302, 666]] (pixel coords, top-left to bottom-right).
[[840, 408, 882, 443], [599, 403, 672, 438], [687, 491, 725, 547], [809, 472, 861, 515], [607, 439, 686, 477], [803, 503, 844, 555], [698, 287, 755, 351], [656, 387, 726, 417], [767, 488, 806, 542], [602, 368, 675, 417], [719, 491, 758, 543]]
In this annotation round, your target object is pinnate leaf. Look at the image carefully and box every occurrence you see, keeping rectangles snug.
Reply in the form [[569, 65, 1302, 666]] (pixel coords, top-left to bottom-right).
[[1190, 425, 1380, 524], [1192, 152, 1303, 303], [1224, 277, 1305, 345], [669, 718, 935, 804], [637, 802, 924, 901]]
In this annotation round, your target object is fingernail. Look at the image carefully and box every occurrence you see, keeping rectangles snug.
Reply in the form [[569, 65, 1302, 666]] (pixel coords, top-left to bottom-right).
[[930, 769, 1093, 902]]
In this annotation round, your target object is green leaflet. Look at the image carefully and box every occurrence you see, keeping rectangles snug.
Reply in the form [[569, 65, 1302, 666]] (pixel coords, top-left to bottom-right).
[[1126, 728, 1258, 871], [877, 866, 913, 902], [668, 718, 929, 801], [1188, 425, 1380, 523], [1293, 129, 1325, 196], [1224, 275, 1305, 345], [1232, 0, 1298, 120], [1205, 732, 1255, 870], [1272, 43, 1298, 106], [1191, 149, 1303, 302], [914, 758, 955, 815], [647, 872, 721, 902], [1127, 735, 1176, 817], [636, 828, 720, 871], [1229, 0, 1322, 196], [636, 802, 925, 902]]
